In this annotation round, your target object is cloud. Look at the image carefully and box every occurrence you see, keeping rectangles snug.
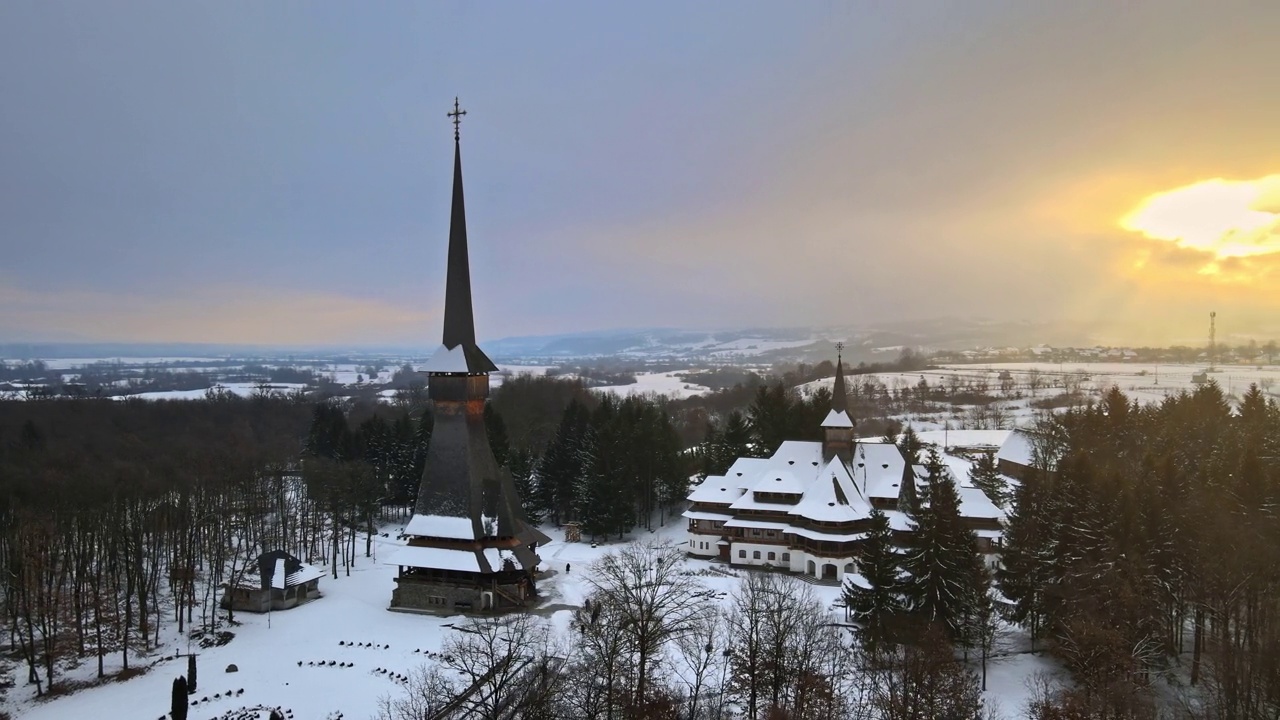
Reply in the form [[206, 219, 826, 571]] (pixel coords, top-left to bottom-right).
[[1120, 175, 1280, 263]]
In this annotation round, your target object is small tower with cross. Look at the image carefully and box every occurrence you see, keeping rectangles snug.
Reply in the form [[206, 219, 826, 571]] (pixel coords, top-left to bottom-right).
[[821, 342, 855, 462]]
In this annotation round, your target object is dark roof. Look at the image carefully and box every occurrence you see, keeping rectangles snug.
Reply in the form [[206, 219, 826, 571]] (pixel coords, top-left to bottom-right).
[[831, 353, 848, 414], [255, 550, 301, 590], [439, 139, 497, 373]]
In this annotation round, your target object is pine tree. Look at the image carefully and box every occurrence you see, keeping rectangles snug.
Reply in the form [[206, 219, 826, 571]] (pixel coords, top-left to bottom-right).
[[968, 451, 1009, 508], [842, 507, 904, 653], [573, 427, 614, 540], [507, 448, 544, 524], [537, 399, 590, 524], [171, 676, 189, 720], [748, 383, 792, 455], [484, 403, 510, 468], [897, 425, 924, 465], [901, 450, 985, 640], [996, 467, 1051, 650]]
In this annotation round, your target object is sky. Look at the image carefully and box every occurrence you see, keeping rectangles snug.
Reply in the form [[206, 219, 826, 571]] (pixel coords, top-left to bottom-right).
[[2, 1, 1279, 347]]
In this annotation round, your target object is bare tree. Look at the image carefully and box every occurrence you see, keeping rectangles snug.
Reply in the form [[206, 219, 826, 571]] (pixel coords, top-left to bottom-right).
[[863, 627, 984, 720], [585, 541, 714, 711], [374, 664, 458, 720], [673, 610, 728, 720], [439, 614, 555, 720]]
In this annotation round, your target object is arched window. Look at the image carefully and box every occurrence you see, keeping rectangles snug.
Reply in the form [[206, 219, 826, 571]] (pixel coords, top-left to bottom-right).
[[752, 551, 761, 560], [782, 553, 790, 562], [767, 552, 776, 561], [739, 549, 746, 558]]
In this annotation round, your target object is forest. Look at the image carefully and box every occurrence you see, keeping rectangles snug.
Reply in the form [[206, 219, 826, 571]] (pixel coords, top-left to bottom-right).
[[3, 373, 1279, 719]]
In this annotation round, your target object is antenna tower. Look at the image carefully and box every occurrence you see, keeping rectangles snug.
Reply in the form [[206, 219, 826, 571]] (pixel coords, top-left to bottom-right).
[[1209, 311, 1217, 372]]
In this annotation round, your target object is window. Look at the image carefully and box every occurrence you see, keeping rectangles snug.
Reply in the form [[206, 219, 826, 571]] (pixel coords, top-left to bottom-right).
[[751, 529, 761, 537], [426, 596, 447, 607], [782, 553, 790, 562], [767, 552, 776, 561], [739, 550, 746, 559], [753, 551, 761, 560]]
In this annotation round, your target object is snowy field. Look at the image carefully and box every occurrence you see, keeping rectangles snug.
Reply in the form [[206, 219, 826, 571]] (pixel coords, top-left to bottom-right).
[[594, 370, 711, 399], [109, 382, 309, 401], [24, 357, 227, 370], [941, 361, 1280, 405], [10, 516, 1057, 720], [801, 362, 1280, 432]]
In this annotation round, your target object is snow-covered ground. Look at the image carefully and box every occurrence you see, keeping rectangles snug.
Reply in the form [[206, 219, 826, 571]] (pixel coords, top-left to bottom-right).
[[110, 382, 309, 401], [11, 516, 1059, 720], [799, 362, 1280, 433], [594, 371, 711, 399], [28, 357, 227, 370]]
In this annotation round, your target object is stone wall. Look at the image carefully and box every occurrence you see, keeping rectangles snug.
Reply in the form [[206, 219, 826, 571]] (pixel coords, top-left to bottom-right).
[[391, 577, 531, 614]]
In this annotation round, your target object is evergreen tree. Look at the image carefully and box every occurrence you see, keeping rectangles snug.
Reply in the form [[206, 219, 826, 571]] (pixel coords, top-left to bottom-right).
[[507, 447, 544, 524], [651, 410, 690, 520], [305, 402, 353, 460], [484, 403, 510, 468], [842, 507, 904, 653], [747, 383, 792, 455], [897, 425, 924, 465], [537, 399, 590, 524], [996, 466, 1051, 650], [171, 676, 189, 720], [968, 451, 1009, 508], [902, 450, 985, 640], [573, 427, 613, 540]]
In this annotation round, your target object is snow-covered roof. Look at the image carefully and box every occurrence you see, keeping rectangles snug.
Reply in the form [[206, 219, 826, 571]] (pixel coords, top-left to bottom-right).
[[789, 458, 870, 523], [785, 526, 867, 542], [405, 513, 476, 541], [996, 429, 1036, 468], [852, 442, 910, 499], [687, 475, 745, 504], [821, 409, 853, 428], [383, 545, 481, 573], [751, 467, 805, 494], [683, 509, 734, 522], [958, 486, 1003, 520], [724, 518, 792, 531], [883, 509, 913, 532], [286, 562, 327, 587], [724, 457, 769, 490], [481, 547, 520, 571], [422, 344, 472, 373]]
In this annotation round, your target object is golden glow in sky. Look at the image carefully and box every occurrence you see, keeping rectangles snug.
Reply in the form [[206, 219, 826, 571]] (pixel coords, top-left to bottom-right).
[[1120, 175, 1280, 267]]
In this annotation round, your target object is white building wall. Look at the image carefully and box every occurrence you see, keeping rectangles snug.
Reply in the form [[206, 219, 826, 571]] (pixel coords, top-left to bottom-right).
[[686, 533, 721, 558], [729, 542, 791, 568], [789, 550, 858, 582]]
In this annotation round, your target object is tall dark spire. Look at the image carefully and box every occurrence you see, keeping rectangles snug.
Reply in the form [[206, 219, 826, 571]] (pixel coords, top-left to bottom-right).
[[832, 342, 848, 414], [433, 99, 496, 373], [442, 138, 476, 348]]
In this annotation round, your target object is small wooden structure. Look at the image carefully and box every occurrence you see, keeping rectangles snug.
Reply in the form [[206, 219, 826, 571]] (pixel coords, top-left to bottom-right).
[[221, 550, 324, 613], [563, 522, 582, 543]]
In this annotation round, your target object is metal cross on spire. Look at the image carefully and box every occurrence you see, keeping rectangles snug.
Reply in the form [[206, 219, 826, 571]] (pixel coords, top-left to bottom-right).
[[835, 341, 844, 360], [447, 97, 467, 141]]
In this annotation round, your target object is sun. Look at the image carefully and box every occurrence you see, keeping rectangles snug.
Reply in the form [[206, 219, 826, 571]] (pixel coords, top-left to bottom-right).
[[1120, 175, 1280, 260]]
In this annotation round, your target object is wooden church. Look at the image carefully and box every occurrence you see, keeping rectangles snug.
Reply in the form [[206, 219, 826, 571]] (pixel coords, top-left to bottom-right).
[[385, 101, 550, 614]]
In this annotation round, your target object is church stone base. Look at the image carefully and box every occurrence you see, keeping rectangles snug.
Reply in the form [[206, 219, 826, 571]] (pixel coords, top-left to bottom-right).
[[391, 576, 531, 615]]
